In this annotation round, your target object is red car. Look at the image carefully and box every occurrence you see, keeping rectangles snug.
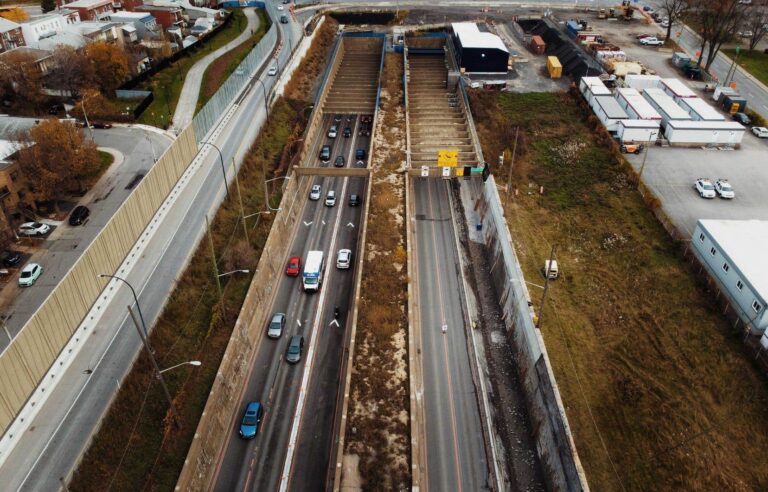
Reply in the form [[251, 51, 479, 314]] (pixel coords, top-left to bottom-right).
[[286, 256, 301, 276], [635, 33, 652, 39]]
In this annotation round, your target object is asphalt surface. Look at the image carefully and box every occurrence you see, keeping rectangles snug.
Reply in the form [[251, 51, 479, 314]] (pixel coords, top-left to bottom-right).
[[0, 122, 173, 346], [413, 177, 488, 491], [0, 3, 300, 488], [213, 113, 369, 492]]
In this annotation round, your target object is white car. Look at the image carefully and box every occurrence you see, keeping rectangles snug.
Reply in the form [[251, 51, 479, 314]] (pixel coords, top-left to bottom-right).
[[267, 65, 277, 76], [18, 263, 43, 287], [336, 249, 352, 269], [277, 4, 284, 10], [751, 126, 768, 138], [640, 37, 664, 46], [327, 125, 338, 139], [18, 222, 51, 236], [309, 184, 321, 201], [325, 190, 336, 207], [715, 179, 735, 199], [694, 178, 717, 199]]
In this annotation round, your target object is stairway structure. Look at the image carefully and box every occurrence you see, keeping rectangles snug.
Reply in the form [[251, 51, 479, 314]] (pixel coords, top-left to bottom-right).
[[323, 38, 383, 115]]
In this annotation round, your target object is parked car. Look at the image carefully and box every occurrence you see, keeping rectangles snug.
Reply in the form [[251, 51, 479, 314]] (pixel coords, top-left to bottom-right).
[[238, 402, 263, 439], [18, 222, 50, 237], [343, 127, 351, 138], [334, 155, 345, 168], [751, 126, 768, 138], [267, 312, 286, 338], [738, 30, 754, 38], [639, 37, 664, 46], [636, 33, 653, 39], [69, 205, 90, 226], [286, 256, 301, 276], [336, 249, 351, 269], [91, 121, 112, 129], [694, 178, 717, 198], [660, 19, 670, 28], [348, 193, 360, 207], [18, 263, 43, 287], [48, 103, 65, 114], [1, 250, 22, 267], [328, 125, 338, 138], [285, 335, 304, 364], [714, 179, 735, 199], [733, 112, 751, 125], [325, 190, 336, 207], [268, 65, 277, 76], [309, 184, 322, 200], [319, 145, 331, 162], [282, 0, 289, 4], [280, 14, 288, 23]]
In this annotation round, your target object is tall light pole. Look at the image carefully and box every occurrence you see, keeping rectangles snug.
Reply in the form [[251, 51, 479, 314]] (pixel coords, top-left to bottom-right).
[[159, 360, 202, 374], [98, 274, 149, 339], [725, 45, 741, 87], [637, 130, 659, 188], [263, 175, 289, 212], [200, 141, 230, 200], [254, 78, 270, 121]]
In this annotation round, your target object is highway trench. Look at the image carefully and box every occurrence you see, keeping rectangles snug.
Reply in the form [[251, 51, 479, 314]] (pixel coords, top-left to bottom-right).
[[413, 177, 489, 491], [213, 112, 369, 492]]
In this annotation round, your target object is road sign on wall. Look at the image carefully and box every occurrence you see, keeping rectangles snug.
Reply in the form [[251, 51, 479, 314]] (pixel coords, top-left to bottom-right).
[[421, 165, 429, 177], [442, 166, 451, 178], [437, 150, 458, 167]]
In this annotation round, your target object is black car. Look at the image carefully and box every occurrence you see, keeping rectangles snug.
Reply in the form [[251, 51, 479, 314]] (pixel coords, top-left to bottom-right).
[[343, 127, 351, 138], [733, 112, 751, 125], [280, 14, 288, 24], [319, 145, 331, 162], [69, 205, 90, 226], [355, 148, 366, 161], [348, 194, 360, 207], [1, 250, 22, 267], [334, 155, 345, 168], [48, 103, 65, 114]]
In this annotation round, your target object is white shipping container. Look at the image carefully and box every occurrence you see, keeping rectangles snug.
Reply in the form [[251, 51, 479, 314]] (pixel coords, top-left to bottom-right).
[[677, 97, 726, 121], [616, 87, 662, 121], [664, 120, 745, 146], [624, 74, 661, 92], [579, 76, 611, 105], [659, 78, 697, 100], [642, 87, 692, 126], [617, 119, 660, 143], [591, 95, 629, 132]]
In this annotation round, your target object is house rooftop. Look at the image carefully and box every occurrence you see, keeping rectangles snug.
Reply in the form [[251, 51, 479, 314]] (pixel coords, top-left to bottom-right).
[[0, 17, 20, 33], [0, 46, 52, 61], [110, 11, 154, 19], [451, 22, 508, 53], [63, 0, 113, 8], [698, 219, 768, 300], [33, 32, 88, 50]]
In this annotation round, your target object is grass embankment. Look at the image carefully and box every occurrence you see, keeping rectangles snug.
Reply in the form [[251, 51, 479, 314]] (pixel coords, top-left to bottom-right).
[[723, 48, 768, 89], [470, 90, 768, 491], [81, 150, 114, 189], [69, 17, 339, 492], [136, 9, 248, 128], [344, 52, 410, 489], [197, 9, 270, 112]]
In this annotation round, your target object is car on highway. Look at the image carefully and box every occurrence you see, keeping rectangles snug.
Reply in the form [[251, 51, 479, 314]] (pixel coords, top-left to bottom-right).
[[18, 222, 51, 237], [328, 125, 338, 138], [238, 402, 263, 439], [1, 250, 22, 267], [714, 179, 735, 199], [639, 37, 664, 46], [343, 127, 351, 138], [69, 205, 90, 226], [336, 249, 351, 269], [282, 0, 289, 3], [319, 145, 331, 162], [18, 263, 43, 287], [733, 112, 751, 125], [285, 335, 304, 364], [267, 312, 286, 338], [334, 155, 345, 168], [334, 114, 343, 123], [309, 184, 322, 200], [268, 65, 278, 76], [325, 190, 336, 207], [694, 178, 717, 198], [348, 193, 360, 206], [286, 256, 301, 276], [752, 126, 768, 138], [277, 4, 284, 9], [355, 148, 366, 165], [280, 14, 288, 23]]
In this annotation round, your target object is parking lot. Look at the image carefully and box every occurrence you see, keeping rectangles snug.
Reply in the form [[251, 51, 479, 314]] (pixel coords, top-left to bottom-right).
[[582, 17, 768, 237]]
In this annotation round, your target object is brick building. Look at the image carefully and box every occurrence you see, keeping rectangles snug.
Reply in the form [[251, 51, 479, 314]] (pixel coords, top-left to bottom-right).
[[0, 18, 25, 54]]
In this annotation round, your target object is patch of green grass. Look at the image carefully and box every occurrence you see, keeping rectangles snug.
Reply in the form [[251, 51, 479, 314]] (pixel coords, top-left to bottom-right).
[[470, 90, 768, 491], [136, 9, 250, 128], [723, 48, 768, 88], [80, 150, 114, 189]]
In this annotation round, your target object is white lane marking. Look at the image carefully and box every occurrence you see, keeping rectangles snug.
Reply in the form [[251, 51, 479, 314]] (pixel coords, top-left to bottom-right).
[[329, 319, 339, 327], [346, 222, 355, 228], [297, 320, 302, 327], [322, 220, 326, 225], [304, 221, 313, 226]]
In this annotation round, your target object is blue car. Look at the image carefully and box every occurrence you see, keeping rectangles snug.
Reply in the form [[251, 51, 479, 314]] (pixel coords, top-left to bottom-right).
[[239, 402, 264, 439]]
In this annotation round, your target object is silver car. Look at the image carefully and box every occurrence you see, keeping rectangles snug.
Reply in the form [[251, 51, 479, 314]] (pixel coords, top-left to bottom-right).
[[267, 313, 286, 338], [309, 184, 321, 201]]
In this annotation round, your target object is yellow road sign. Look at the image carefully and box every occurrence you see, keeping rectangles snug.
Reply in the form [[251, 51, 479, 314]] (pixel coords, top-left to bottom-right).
[[437, 150, 458, 167]]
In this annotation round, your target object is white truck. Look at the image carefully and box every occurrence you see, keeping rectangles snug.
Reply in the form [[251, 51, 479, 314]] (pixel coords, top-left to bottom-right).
[[302, 250, 324, 292]]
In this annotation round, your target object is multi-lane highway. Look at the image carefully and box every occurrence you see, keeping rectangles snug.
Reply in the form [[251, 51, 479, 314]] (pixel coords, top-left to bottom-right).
[[213, 113, 369, 491], [413, 177, 489, 491]]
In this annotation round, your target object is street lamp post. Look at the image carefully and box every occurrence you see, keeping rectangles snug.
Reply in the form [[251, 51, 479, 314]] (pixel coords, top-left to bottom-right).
[[200, 141, 230, 200], [98, 274, 149, 339], [254, 78, 270, 121], [263, 175, 289, 212], [637, 130, 659, 188], [725, 45, 741, 87], [159, 360, 202, 374]]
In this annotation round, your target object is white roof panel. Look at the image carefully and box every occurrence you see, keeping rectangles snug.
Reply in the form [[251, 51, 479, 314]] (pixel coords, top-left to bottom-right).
[[617, 88, 662, 120], [451, 22, 508, 53], [665, 120, 744, 130], [678, 97, 725, 121], [660, 78, 697, 98], [643, 88, 692, 120]]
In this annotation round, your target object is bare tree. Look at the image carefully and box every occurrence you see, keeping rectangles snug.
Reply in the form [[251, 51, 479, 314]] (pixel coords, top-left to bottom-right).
[[743, 4, 768, 50], [47, 46, 94, 97], [658, 0, 689, 42], [693, 0, 748, 71]]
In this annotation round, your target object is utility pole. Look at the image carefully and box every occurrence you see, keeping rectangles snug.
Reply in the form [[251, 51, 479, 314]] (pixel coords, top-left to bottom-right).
[[234, 158, 249, 244], [128, 305, 179, 428], [206, 216, 225, 318], [505, 127, 519, 209], [637, 130, 658, 188], [536, 245, 556, 330]]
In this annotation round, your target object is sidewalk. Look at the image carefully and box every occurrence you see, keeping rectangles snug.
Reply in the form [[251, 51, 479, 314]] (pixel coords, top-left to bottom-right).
[[171, 8, 261, 132]]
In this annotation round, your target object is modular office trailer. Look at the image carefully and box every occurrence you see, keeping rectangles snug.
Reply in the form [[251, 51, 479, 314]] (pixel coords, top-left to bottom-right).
[[677, 97, 725, 121], [659, 77, 697, 101], [624, 74, 661, 92], [616, 119, 660, 143], [591, 95, 629, 132], [579, 76, 611, 105], [642, 87, 692, 127], [663, 120, 745, 146], [615, 87, 662, 121]]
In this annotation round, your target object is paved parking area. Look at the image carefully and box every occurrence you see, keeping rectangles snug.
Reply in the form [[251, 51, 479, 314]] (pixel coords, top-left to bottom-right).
[[586, 18, 768, 237]]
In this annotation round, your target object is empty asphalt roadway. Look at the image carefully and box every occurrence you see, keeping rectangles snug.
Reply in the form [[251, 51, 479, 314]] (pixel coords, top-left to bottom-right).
[[213, 113, 369, 492]]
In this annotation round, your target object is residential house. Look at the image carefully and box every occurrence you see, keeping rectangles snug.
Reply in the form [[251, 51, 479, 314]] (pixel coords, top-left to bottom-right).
[[63, 21, 123, 44], [20, 14, 66, 45], [0, 141, 37, 239], [109, 11, 159, 38], [60, 0, 114, 21], [59, 9, 83, 25], [135, 5, 183, 29], [0, 18, 25, 54], [0, 46, 54, 74]]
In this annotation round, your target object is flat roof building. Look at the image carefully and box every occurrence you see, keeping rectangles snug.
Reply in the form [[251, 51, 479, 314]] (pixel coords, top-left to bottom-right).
[[451, 22, 509, 74]]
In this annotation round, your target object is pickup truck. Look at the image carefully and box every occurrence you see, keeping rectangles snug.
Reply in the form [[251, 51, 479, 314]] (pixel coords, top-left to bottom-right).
[[639, 37, 664, 46]]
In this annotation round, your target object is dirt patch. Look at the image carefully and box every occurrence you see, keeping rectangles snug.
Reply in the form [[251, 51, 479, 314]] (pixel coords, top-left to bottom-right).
[[469, 89, 768, 491], [343, 52, 410, 490]]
